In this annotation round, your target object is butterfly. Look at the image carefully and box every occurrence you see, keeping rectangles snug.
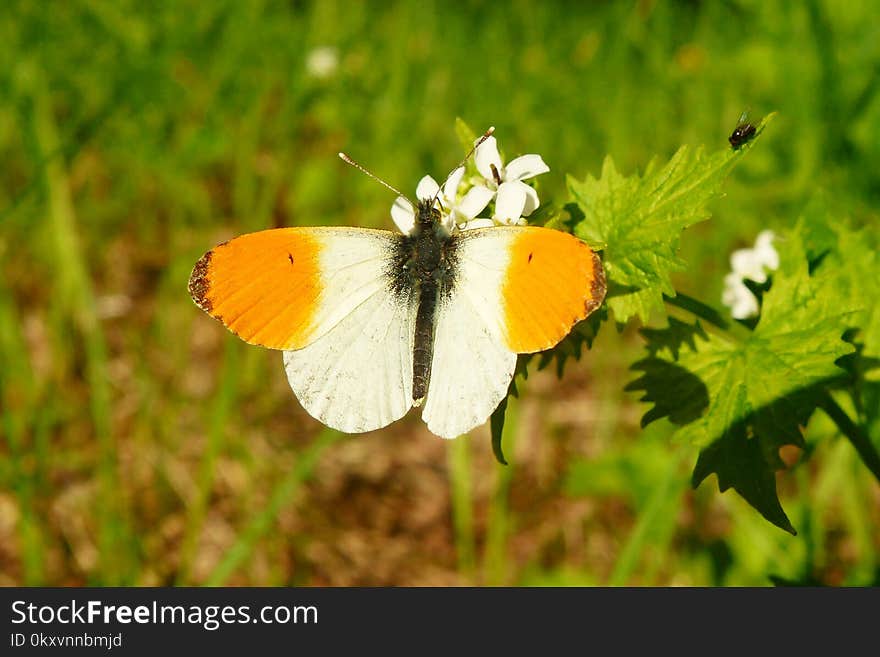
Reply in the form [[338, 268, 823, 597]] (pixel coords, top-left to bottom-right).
[[188, 135, 606, 439]]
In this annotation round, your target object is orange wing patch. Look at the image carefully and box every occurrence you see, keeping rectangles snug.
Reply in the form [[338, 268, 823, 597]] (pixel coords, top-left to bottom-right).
[[501, 227, 606, 353], [188, 228, 322, 350]]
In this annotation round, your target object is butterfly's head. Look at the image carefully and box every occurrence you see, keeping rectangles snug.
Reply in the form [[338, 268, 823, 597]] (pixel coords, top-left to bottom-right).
[[415, 198, 443, 229], [411, 197, 449, 239]]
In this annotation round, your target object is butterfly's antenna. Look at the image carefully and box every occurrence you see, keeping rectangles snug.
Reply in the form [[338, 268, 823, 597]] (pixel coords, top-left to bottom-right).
[[431, 125, 495, 207], [338, 152, 413, 206]]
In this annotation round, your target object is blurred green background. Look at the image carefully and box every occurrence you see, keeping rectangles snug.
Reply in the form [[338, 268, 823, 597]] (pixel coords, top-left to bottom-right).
[[1, 0, 878, 586]]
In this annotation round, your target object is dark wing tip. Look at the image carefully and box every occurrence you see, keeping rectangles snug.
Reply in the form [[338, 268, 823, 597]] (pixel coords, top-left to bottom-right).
[[188, 250, 214, 313], [585, 249, 607, 316]]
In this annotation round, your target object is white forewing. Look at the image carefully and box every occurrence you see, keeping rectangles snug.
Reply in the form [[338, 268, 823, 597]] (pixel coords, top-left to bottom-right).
[[284, 287, 417, 433], [421, 231, 517, 439], [444, 229, 515, 338], [306, 229, 400, 344]]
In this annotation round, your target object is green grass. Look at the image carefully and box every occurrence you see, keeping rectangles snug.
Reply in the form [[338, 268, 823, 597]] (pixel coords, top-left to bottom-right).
[[0, 0, 877, 586]]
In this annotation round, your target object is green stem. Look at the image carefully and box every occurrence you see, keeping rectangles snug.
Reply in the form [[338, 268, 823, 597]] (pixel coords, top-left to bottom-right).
[[483, 394, 519, 585], [818, 392, 880, 484], [447, 437, 476, 581]]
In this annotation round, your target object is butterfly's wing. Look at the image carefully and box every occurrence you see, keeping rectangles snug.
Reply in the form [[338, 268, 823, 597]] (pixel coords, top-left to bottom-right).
[[422, 226, 605, 439], [283, 287, 417, 433], [189, 227, 418, 433]]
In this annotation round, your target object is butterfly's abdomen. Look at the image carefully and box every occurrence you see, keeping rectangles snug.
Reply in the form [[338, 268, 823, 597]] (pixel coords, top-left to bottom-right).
[[412, 277, 438, 405], [408, 219, 456, 406]]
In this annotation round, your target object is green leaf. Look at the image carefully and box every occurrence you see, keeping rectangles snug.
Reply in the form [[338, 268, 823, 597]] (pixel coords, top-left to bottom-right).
[[625, 319, 711, 427], [692, 421, 796, 534], [800, 208, 880, 381], [489, 376, 520, 466], [627, 219, 858, 533], [490, 392, 510, 466], [568, 113, 776, 324]]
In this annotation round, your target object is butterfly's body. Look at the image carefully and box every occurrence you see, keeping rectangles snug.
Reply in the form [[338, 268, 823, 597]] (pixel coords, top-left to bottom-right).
[[393, 199, 456, 404]]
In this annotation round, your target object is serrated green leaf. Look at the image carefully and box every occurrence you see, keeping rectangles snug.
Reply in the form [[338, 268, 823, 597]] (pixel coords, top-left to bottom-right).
[[804, 215, 880, 382], [627, 219, 858, 533], [625, 320, 711, 427], [692, 420, 796, 534], [569, 113, 776, 324]]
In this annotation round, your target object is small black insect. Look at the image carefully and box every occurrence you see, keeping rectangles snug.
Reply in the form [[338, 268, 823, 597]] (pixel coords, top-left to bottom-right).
[[728, 111, 757, 149]]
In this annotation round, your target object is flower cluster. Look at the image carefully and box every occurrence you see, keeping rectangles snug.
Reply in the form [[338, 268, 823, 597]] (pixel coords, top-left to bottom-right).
[[391, 135, 549, 235], [721, 230, 780, 319]]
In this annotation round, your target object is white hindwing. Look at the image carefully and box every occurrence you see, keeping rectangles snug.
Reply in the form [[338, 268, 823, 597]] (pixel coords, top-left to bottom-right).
[[421, 231, 517, 439]]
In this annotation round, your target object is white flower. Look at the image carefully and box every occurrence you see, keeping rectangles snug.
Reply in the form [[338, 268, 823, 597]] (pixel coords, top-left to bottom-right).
[[721, 230, 780, 319], [388, 132, 551, 233], [722, 273, 760, 319], [730, 230, 779, 283], [474, 135, 549, 224], [305, 46, 338, 79], [390, 166, 493, 235]]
